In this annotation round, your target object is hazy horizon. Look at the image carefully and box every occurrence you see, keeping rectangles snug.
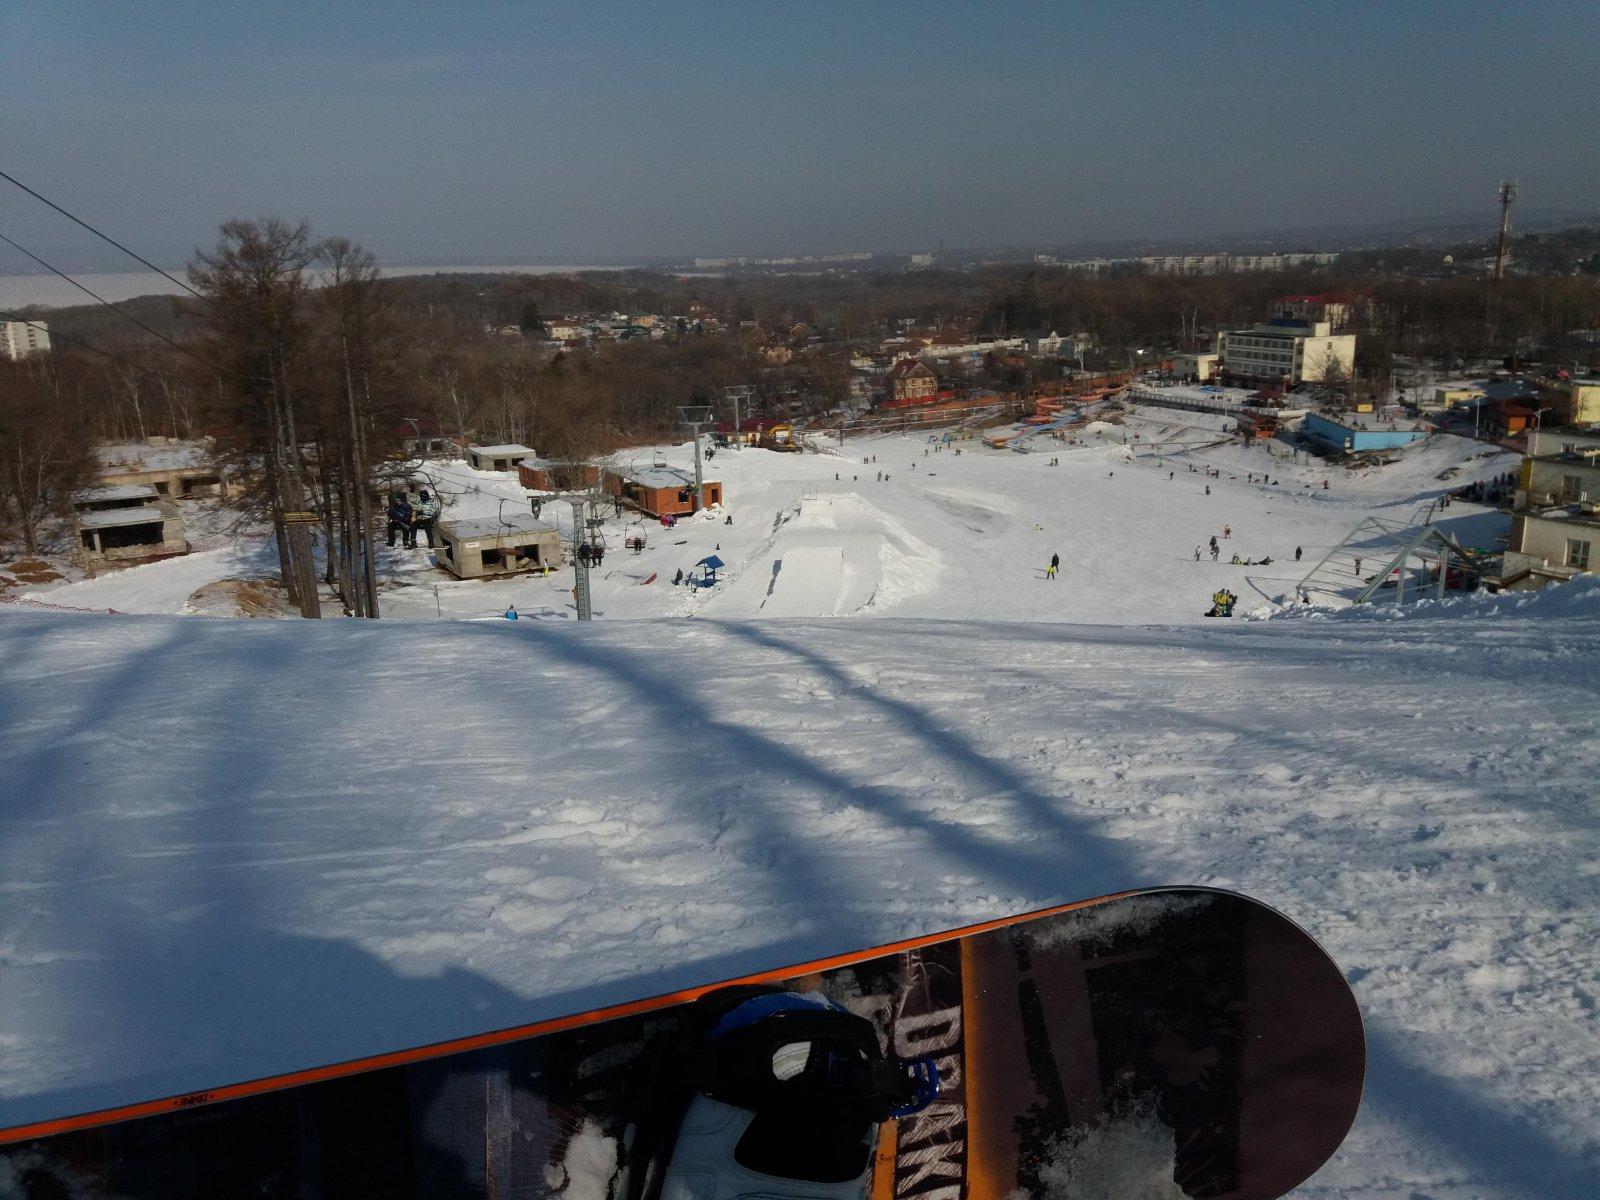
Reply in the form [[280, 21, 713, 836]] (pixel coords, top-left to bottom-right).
[[2, 1, 1597, 274]]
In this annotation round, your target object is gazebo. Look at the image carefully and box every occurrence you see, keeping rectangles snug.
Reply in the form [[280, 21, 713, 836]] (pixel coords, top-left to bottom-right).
[[691, 554, 725, 587]]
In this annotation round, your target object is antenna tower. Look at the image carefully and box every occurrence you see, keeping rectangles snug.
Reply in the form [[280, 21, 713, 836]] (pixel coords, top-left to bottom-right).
[[1493, 180, 1517, 280]]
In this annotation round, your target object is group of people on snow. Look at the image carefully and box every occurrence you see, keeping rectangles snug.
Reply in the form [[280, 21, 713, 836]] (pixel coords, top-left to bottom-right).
[[1207, 589, 1239, 618], [386, 489, 442, 550]]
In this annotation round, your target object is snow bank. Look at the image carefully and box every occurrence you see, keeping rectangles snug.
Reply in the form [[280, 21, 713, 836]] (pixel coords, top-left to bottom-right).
[[1265, 574, 1600, 624]]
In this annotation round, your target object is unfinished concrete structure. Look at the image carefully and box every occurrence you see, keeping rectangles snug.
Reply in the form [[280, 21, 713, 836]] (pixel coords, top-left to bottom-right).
[[96, 440, 228, 500], [435, 514, 564, 580], [73, 485, 187, 565], [465, 444, 536, 472]]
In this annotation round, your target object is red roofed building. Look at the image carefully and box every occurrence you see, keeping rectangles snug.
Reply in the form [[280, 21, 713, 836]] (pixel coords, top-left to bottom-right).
[[884, 358, 939, 408]]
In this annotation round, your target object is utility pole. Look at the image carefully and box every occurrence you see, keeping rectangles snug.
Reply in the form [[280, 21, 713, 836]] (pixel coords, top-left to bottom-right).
[[677, 405, 715, 513], [1493, 180, 1517, 280]]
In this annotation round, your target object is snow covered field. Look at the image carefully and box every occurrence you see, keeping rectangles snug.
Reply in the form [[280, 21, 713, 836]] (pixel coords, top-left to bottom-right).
[[3, 419, 1596, 1198], [19, 410, 1520, 625]]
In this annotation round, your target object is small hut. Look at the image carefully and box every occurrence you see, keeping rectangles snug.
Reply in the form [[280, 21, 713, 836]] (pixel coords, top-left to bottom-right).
[[435, 514, 564, 580]]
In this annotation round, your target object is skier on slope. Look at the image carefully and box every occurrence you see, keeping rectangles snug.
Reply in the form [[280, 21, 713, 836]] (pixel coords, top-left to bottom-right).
[[1295, 545, 1303, 561], [1047, 552, 1060, 580], [1194, 546, 1202, 561]]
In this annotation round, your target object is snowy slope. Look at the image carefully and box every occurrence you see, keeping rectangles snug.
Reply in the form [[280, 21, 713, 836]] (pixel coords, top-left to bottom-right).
[[20, 417, 1518, 626], [1, 595, 1598, 1198]]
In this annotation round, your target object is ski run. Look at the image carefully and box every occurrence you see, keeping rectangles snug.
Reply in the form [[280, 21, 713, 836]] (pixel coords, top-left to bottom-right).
[[2, 417, 1598, 1199]]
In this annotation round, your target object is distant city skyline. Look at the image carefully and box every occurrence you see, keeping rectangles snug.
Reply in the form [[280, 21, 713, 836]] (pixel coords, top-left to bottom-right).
[[2, 1, 1596, 273]]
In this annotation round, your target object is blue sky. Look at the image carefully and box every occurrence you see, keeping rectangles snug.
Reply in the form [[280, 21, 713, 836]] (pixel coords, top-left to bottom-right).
[[1, 1, 1596, 267]]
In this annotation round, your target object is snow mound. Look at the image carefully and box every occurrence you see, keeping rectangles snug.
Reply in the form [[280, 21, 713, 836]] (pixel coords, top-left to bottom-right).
[[704, 492, 942, 617]]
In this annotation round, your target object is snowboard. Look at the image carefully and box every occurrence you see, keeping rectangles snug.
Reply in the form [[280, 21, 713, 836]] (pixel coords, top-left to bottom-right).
[[0, 887, 1364, 1200]]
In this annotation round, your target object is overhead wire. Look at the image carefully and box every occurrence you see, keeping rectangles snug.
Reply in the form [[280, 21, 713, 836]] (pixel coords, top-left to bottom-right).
[[0, 166, 203, 298], [0, 229, 229, 376]]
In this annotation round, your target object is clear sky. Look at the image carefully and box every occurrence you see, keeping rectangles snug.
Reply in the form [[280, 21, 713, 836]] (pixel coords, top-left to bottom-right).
[[1, 1, 1596, 269]]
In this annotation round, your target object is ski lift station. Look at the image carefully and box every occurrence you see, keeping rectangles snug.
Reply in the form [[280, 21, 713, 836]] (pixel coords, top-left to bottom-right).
[[464, 443, 536, 473], [1302, 412, 1430, 455], [604, 465, 724, 517], [434, 514, 564, 580]]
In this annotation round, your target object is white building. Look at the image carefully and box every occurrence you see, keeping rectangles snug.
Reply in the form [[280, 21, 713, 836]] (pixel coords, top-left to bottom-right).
[[1216, 319, 1356, 386], [1504, 429, 1600, 588], [1138, 254, 1228, 276], [1172, 352, 1221, 382], [1, 319, 50, 360]]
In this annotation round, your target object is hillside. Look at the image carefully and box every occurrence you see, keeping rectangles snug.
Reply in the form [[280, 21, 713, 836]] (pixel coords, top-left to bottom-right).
[[1, 586, 1598, 1198], [4, 420, 1597, 1198]]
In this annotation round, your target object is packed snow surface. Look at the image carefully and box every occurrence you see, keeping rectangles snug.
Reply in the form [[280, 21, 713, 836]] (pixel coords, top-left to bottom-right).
[[1, 591, 1598, 1198], [22, 414, 1519, 624], [2, 421, 1596, 1198]]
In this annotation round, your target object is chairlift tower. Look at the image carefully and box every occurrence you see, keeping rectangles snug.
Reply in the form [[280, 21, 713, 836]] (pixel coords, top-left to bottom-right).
[[524, 461, 606, 621], [677, 405, 715, 513], [722, 385, 756, 450]]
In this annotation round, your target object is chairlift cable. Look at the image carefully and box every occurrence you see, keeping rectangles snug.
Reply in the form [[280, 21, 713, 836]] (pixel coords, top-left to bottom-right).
[[0, 167, 204, 298]]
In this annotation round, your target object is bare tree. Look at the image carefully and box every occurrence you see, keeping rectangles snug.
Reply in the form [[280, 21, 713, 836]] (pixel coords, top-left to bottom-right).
[[0, 358, 95, 555], [189, 218, 323, 617]]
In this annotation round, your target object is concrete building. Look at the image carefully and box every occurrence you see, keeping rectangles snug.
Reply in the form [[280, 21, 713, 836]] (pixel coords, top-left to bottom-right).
[[434, 514, 564, 580], [1301, 412, 1429, 455], [1216, 319, 1356, 386], [1, 319, 50, 360], [1138, 254, 1228, 276], [1028, 331, 1094, 358], [1503, 429, 1600, 587], [1271, 294, 1354, 329], [96, 440, 228, 499], [604, 465, 723, 517], [1171, 352, 1220, 382], [1543, 376, 1600, 427], [72, 485, 186, 565], [465, 443, 536, 472]]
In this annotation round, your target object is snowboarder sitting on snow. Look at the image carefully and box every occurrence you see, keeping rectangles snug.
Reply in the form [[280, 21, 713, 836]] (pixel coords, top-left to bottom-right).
[[1208, 589, 1238, 617], [673, 568, 684, 585], [1230, 554, 1242, 564], [504, 605, 518, 620]]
